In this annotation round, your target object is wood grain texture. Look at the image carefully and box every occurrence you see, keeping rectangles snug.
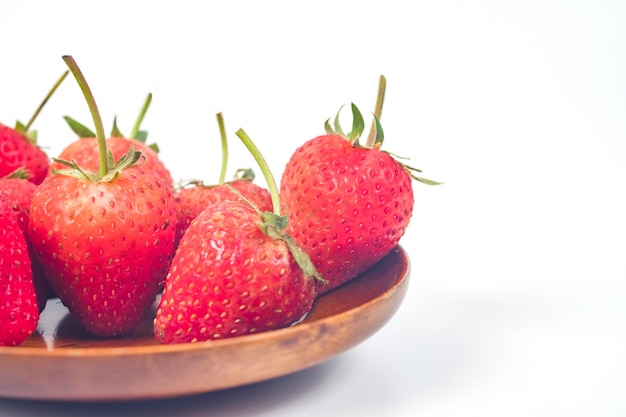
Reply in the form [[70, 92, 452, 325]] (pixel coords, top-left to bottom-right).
[[0, 246, 410, 402]]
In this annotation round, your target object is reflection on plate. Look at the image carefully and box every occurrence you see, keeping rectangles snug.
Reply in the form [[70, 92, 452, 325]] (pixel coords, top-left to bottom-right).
[[0, 246, 410, 402]]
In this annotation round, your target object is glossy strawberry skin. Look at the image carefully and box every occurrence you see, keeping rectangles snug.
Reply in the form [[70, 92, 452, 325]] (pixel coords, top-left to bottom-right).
[[173, 180, 273, 248], [50, 137, 173, 188], [28, 167, 177, 337], [0, 178, 52, 311], [154, 200, 317, 344], [0, 194, 39, 346], [0, 124, 49, 185], [280, 134, 414, 294]]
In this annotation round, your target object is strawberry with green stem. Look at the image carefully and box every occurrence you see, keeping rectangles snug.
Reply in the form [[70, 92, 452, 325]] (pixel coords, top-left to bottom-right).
[[0, 71, 69, 184], [51, 92, 174, 187], [173, 112, 272, 248], [154, 128, 322, 344], [280, 75, 440, 294], [28, 56, 177, 337]]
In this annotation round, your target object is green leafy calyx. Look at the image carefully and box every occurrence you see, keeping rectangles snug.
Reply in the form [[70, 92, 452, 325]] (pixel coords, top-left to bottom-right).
[[62, 92, 157, 151], [324, 74, 441, 186], [324, 103, 384, 148], [52, 143, 144, 182]]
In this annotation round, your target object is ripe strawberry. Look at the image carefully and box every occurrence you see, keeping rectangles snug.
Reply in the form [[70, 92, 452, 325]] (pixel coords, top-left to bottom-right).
[[0, 194, 39, 346], [50, 93, 174, 188], [154, 129, 321, 344], [0, 172, 52, 311], [27, 55, 177, 337], [29, 164, 176, 336], [0, 71, 68, 184], [280, 80, 439, 294]]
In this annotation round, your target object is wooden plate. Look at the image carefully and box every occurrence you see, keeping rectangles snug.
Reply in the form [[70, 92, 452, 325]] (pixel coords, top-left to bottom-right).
[[0, 246, 410, 402]]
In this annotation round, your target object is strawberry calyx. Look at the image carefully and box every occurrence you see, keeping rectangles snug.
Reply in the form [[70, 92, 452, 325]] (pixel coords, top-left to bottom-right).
[[234, 128, 326, 285], [324, 75, 442, 186], [62, 92, 160, 153], [51, 143, 143, 182], [177, 167, 256, 191], [2, 168, 32, 180], [324, 102, 383, 148], [57, 55, 144, 183], [227, 183, 327, 285]]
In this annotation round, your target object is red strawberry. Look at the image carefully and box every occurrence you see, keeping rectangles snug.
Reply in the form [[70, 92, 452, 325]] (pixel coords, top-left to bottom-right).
[[0, 194, 39, 346], [280, 80, 439, 294], [0, 71, 68, 184], [0, 172, 52, 311], [154, 129, 321, 344], [27, 55, 177, 337], [29, 165, 176, 336]]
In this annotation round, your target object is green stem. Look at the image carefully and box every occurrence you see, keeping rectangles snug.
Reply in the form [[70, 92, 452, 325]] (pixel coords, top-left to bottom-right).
[[216, 112, 228, 184], [365, 74, 386, 148], [235, 128, 281, 216], [128, 93, 152, 139], [62, 55, 108, 178], [23, 70, 69, 132]]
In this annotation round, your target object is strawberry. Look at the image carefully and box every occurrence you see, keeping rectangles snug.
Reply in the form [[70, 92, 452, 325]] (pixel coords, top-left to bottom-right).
[[280, 77, 439, 294], [0, 171, 52, 311], [173, 113, 272, 248], [154, 129, 321, 344], [27, 56, 177, 337], [0, 194, 39, 346], [50, 93, 174, 188], [0, 71, 69, 184]]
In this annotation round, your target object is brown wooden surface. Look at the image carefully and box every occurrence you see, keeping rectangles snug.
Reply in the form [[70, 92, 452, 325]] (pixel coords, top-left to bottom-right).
[[0, 246, 410, 402]]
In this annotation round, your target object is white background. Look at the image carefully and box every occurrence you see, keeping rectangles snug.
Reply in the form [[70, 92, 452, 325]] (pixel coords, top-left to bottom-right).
[[1, 0, 625, 415]]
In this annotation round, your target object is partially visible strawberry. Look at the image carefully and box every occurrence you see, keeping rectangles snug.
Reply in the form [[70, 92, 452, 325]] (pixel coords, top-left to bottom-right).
[[50, 93, 174, 187], [0, 71, 69, 184], [0, 171, 52, 311], [28, 56, 177, 337], [280, 76, 440, 294], [174, 177, 272, 248], [173, 113, 272, 248], [0, 194, 39, 346], [0, 171, 37, 229], [154, 129, 321, 344]]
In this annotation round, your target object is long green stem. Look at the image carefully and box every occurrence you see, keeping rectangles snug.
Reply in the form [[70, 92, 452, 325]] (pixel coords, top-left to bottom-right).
[[216, 112, 228, 184], [365, 74, 386, 148], [235, 128, 281, 216], [23, 70, 69, 132], [129, 93, 152, 139], [62, 56, 108, 178]]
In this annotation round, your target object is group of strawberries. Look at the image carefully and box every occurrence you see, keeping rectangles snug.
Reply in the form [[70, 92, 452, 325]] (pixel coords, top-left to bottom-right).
[[0, 56, 438, 347]]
